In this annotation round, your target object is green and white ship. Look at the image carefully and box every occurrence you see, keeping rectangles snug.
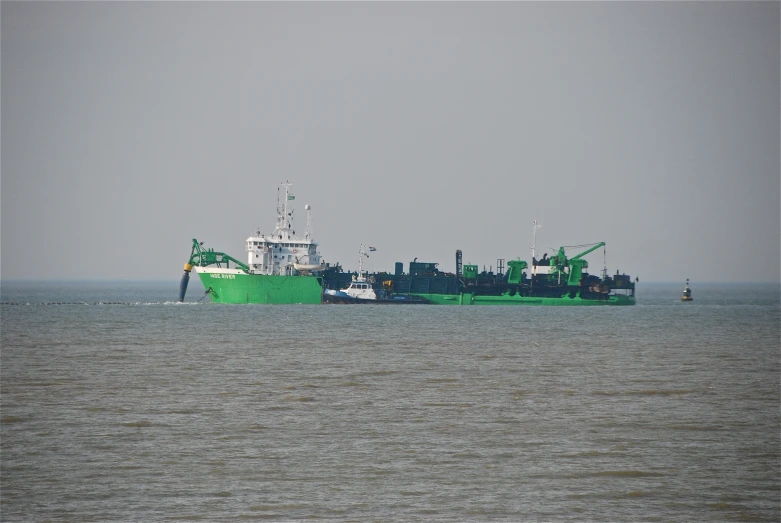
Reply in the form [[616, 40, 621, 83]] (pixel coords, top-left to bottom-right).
[[179, 182, 325, 304], [179, 186, 636, 306]]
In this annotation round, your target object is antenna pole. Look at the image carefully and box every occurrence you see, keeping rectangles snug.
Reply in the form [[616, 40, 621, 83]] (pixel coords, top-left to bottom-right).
[[358, 244, 368, 279], [531, 220, 542, 260], [530, 220, 542, 291], [276, 181, 293, 240]]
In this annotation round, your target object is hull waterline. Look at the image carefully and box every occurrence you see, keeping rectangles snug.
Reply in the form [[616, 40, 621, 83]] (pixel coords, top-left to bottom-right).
[[409, 292, 635, 306], [196, 270, 322, 304]]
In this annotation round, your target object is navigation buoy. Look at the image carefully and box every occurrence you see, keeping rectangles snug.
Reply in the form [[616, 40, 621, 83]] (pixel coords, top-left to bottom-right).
[[681, 278, 693, 302]]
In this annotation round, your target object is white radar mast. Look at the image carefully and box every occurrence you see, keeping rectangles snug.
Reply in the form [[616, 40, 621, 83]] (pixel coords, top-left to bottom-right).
[[274, 181, 294, 240]]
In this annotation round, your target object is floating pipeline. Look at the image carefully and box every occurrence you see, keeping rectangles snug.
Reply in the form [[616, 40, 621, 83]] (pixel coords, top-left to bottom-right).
[[2, 302, 145, 305]]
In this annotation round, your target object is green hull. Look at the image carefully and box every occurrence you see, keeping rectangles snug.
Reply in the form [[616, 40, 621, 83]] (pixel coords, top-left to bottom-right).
[[197, 272, 323, 304], [411, 292, 635, 306]]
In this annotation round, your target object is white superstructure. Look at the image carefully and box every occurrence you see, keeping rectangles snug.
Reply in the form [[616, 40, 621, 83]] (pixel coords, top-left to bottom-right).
[[245, 182, 323, 275]]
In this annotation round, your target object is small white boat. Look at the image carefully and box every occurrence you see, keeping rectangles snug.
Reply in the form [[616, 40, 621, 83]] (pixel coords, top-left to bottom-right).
[[341, 278, 381, 300], [324, 245, 386, 301]]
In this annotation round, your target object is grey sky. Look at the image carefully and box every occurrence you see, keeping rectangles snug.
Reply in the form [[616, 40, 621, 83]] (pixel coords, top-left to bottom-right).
[[2, 1, 779, 283]]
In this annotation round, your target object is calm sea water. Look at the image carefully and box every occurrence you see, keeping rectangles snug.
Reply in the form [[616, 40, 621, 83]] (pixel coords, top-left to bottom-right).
[[1, 281, 779, 522]]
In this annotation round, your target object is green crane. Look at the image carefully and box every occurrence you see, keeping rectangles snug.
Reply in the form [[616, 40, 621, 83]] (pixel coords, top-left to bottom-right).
[[185, 238, 249, 272], [570, 242, 606, 261], [561, 242, 605, 286]]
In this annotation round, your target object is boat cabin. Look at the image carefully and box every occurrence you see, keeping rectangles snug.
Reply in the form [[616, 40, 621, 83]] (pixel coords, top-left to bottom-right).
[[343, 279, 378, 300]]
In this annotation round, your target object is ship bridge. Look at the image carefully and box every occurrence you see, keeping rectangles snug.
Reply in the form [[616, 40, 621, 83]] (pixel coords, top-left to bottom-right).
[[245, 182, 322, 275]]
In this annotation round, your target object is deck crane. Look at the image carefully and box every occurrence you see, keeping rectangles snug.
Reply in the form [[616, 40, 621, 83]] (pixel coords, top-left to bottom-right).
[[549, 242, 606, 287]]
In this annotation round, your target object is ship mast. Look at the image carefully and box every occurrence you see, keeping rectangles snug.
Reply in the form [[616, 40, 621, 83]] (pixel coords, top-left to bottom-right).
[[274, 181, 294, 240], [531, 220, 542, 261], [357, 244, 369, 280], [305, 204, 312, 240], [529, 219, 542, 290]]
